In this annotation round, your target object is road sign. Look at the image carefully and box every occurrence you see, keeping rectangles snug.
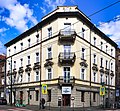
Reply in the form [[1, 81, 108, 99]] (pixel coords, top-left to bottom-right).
[[42, 84, 47, 94], [100, 86, 105, 96]]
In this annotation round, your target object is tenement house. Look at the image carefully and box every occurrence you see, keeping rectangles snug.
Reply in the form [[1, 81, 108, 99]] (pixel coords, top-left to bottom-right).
[[4, 6, 117, 107], [0, 54, 6, 98]]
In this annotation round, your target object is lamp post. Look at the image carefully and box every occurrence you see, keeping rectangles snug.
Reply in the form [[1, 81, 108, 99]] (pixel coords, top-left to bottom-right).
[[108, 58, 112, 108]]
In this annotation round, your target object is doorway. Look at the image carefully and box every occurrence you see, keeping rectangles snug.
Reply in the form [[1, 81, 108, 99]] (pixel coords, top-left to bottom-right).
[[20, 91, 23, 104], [62, 94, 71, 106]]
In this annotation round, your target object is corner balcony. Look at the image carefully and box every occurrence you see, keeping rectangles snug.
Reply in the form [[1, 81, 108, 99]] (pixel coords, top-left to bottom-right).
[[58, 76, 75, 86], [58, 52, 76, 65], [59, 30, 76, 44]]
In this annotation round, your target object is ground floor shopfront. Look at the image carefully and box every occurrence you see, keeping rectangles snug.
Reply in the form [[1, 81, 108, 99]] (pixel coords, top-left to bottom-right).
[[6, 83, 115, 108]]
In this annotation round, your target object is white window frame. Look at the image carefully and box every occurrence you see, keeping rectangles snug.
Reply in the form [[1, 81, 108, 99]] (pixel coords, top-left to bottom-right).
[[28, 56, 30, 65], [46, 67, 52, 80], [36, 52, 39, 63], [80, 68, 86, 80], [48, 27, 52, 38], [28, 39, 31, 47], [36, 71, 39, 81], [28, 73, 30, 82], [47, 47, 52, 59], [81, 48, 85, 60]]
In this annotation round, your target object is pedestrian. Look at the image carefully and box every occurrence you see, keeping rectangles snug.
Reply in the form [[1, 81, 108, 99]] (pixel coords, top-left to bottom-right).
[[41, 98, 45, 109]]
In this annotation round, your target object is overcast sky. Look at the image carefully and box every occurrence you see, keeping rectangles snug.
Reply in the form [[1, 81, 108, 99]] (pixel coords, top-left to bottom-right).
[[0, 0, 120, 54]]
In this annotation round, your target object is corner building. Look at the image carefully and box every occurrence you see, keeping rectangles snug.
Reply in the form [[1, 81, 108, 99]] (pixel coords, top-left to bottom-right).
[[5, 6, 117, 107]]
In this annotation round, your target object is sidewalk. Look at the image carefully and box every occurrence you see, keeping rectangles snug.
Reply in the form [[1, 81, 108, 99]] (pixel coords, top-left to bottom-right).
[[5, 105, 120, 111]]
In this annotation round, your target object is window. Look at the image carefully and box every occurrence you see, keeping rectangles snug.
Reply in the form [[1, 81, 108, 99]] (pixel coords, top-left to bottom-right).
[[36, 53, 39, 62], [14, 46, 16, 53], [100, 74, 103, 83], [93, 54, 96, 64], [81, 48, 85, 60], [82, 28, 85, 38], [93, 37, 96, 46], [63, 67, 70, 83], [20, 74, 23, 82], [100, 58, 103, 67], [81, 68, 85, 80], [111, 63, 113, 71], [36, 34, 39, 43], [48, 68, 52, 80], [36, 71, 39, 81], [64, 23, 71, 35], [20, 58, 23, 67], [14, 61, 16, 69], [93, 72, 96, 82], [47, 47, 52, 59], [8, 62, 11, 70], [93, 92, 96, 102], [111, 77, 113, 85], [20, 43, 23, 50], [8, 49, 11, 56], [48, 27, 52, 38], [28, 56, 30, 65], [101, 42, 103, 50], [111, 49, 113, 56], [47, 90, 51, 102], [106, 60, 108, 69], [106, 45, 108, 52], [28, 73, 30, 82], [81, 91, 85, 102], [64, 45, 71, 59], [36, 90, 39, 101], [106, 76, 108, 84], [28, 39, 31, 47]]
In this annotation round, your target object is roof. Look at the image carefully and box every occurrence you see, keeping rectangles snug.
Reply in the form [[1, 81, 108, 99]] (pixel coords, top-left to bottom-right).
[[4, 6, 118, 48]]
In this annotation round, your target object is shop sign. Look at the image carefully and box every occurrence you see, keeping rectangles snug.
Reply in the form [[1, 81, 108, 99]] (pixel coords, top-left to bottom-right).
[[62, 86, 71, 94]]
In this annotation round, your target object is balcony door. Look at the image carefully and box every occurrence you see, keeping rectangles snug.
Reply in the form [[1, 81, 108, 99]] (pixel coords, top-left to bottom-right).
[[64, 45, 71, 59], [63, 67, 70, 83], [64, 23, 71, 35]]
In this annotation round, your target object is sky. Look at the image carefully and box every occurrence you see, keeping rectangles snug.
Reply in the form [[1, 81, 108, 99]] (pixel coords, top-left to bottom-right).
[[0, 0, 120, 54]]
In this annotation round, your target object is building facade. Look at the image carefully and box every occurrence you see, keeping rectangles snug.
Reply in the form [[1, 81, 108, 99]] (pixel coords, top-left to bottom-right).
[[116, 48, 120, 101], [0, 54, 6, 98], [5, 6, 117, 107]]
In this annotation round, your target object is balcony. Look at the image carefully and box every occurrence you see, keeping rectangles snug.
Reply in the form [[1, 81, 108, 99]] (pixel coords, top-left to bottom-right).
[[58, 52, 76, 65], [33, 62, 40, 70], [58, 76, 75, 86], [59, 30, 76, 43]]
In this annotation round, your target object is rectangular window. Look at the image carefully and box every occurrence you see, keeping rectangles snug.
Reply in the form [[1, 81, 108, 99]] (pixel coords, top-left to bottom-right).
[[36, 34, 39, 43], [14, 61, 16, 69], [81, 68, 85, 80], [64, 23, 71, 35], [93, 37, 96, 46], [48, 27, 52, 38], [100, 74, 103, 83], [81, 48, 85, 60], [36, 71, 39, 81], [36, 52, 39, 62], [8, 49, 11, 56], [111, 77, 113, 85], [63, 67, 70, 83], [106, 45, 108, 52], [28, 73, 30, 82], [81, 91, 85, 102], [101, 42, 103, 50], [28, 56, 30, 65], [14, 46, 16, 53], [100, 58, 103, 67], [47, 90, 51, 102], [106, 76, 108, 84], [21, 43, 23, 50], [36, 90, 39, 101], [111, 63, 113, 71], [28, 39, 31, 47], [93, 54, 96, 64], [93, 92, 96, 102], [48, 68, 52, 80], [82, 28, 85, 38], [93, 72, 96, 82], [111, 49, 113, 56], [106, 60, 108, 69], [20, 74, 23, 82], [64, 45, 71, 59], [48, 47, 52, 59], [20, 58, 23, 67]]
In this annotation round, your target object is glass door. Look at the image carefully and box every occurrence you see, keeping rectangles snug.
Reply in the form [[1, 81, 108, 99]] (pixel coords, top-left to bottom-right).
[[63, 67, 70, 83], [64, 45, 71, 59]]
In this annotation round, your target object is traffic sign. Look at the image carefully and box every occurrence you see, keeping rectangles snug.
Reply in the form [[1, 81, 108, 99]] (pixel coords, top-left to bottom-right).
[[42, 84, 47, 94], [100, 86, 105, 96]]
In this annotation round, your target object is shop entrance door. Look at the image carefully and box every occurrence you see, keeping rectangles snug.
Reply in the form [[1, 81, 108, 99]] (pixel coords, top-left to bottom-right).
[[62, 94, 71, 106]]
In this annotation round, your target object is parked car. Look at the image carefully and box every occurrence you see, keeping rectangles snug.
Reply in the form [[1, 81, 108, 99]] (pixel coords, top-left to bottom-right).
[[0, 97, 7, 105]]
